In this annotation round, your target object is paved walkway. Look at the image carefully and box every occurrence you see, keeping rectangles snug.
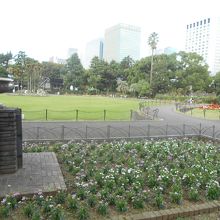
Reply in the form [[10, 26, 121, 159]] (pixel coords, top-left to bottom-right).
[[0, 152, 66, 198], [22, 105, 220, 140], [158, 105, 220, 127]]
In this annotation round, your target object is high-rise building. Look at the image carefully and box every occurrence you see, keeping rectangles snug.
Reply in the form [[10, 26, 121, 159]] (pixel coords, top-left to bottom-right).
[[155, 47, 177, 55], [49, 56, 66, 65], [67, 48, 78, 58], [104, 23, 141, 63], [84, 39, 104, 68], [185, 17, 220, 75]]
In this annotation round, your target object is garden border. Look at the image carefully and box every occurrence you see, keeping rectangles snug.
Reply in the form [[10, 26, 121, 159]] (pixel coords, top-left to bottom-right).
[[23, 134, 220, 145], [21, 130, 220, 220], [111, 200, 220, 220]]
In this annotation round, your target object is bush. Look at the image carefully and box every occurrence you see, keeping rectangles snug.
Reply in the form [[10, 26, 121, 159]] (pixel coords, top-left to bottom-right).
[[132, 197, 144, 209], [207, 181, 220, 200], [97, 202, 108, 216], [216, 96, 220, 104], [155, 94, 187, 102], [23, 202, 34, 218], [155, 193, 164, 209], [188, 187, 200, 201], [115, 199, 128, 212], [0, 206, 10, 218], [77, 206, 89, 220], [87, 195, 97, 208], [54, 191, 66, 204], [50, 207, 65, 220], [66, 194, 78, 211]]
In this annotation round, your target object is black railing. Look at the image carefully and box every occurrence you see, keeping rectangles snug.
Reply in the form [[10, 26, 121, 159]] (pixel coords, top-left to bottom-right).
[[23, 123, 220, 142]]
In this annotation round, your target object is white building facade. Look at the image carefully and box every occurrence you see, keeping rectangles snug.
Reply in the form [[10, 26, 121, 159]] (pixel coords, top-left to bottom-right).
[[185, 17, 220, 75], [104, 24, 141, 63], [84, 39, 104, 68]]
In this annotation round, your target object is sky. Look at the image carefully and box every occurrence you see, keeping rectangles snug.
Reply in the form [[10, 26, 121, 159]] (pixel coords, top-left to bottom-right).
[[0, 0, 219, 63]]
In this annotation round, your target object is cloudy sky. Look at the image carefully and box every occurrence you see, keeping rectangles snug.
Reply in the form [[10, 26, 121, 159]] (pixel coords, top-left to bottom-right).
[[0, 0, 219, 62]]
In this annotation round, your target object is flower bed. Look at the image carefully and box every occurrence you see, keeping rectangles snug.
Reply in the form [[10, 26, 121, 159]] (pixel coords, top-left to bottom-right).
[[1, 139, 220, 219], [198, 104, 220, 110]]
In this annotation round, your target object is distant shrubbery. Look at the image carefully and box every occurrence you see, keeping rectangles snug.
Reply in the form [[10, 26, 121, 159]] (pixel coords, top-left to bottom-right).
[[155, 94, 218, 104]]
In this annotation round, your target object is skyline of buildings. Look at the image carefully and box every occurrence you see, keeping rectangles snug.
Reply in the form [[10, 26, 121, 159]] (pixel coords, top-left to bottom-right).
[[48, 19, 220, 75], [155, 47, 178, 55], [84, 38, 104, 68], [104, 24, 141, 63], [185, 17, 220, 76]]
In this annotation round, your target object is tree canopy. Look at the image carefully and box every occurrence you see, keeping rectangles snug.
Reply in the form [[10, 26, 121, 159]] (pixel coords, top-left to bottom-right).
[[0, 50, 215, 97]]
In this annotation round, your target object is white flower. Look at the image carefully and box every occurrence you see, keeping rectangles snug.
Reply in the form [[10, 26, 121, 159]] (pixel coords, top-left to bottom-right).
[[1, 198, 6, 204]]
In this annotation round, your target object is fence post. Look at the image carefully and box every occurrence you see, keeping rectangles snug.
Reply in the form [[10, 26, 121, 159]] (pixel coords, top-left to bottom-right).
[[203, 109, 206, 118], [104, 110, 106, 121], [147, 124, 150, 137], [219, 110, 220, 120], [130, 110, 133, 121], [199, 123, 202, 136], [76, 109, 78, 121], [85, 125, 88, 139], [166, 124, 168, 136], [212, 125, 215, 139], [191, 108, 192, 115], [183, 124, 185, 136], [45, 109, 48, 120], [61, 125, 65, 140], [36, 127, 40, 140], [128, 124, 131, 138], [107, 125, 110, 139]]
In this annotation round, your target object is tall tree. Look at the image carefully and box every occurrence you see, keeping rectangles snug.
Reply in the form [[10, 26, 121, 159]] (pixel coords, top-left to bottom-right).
[[174, 51, 210, 94], [25, 58, 41, 92], [120, 56, 135, 80], [0, 52, 13, 69], [65, 53, 84, 91], [148, 32, 159, 85], [14, 51, 27, 89], [214, 72, 220, 95]]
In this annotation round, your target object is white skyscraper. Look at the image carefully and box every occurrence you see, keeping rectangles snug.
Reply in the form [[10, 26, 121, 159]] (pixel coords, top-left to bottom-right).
[[185, 17, 220, 75], [104, 24, 141, 63], [84, 39, 104, 68]]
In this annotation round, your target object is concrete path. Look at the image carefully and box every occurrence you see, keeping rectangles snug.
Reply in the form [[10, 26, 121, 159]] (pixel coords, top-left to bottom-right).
[[22, 105, 220, 140], [0, 152, 66, 197]]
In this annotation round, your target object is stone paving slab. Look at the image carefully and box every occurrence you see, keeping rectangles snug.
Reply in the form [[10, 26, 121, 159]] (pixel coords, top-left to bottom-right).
[[0, 152, 66, 197]]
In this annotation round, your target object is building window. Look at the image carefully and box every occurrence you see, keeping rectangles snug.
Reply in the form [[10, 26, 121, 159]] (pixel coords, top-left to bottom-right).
[[200, 20, 202, 25], [197, 22, 199, 26], [208, 18, 210, 23], [193, 23, 195, 27], [187, 25, 189, 29], [204, 19, 206, 24], [190, 24, 192, 28]]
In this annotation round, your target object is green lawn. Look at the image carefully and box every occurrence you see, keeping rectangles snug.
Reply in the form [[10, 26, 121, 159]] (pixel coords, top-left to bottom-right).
[[0, 94, 141, 121], [186, 108, 220, 120]]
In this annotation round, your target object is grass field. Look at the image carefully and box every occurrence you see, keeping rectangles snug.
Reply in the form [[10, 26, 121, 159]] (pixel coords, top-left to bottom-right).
[[186, 108, 220, 120], [0, 94, 142, 120]]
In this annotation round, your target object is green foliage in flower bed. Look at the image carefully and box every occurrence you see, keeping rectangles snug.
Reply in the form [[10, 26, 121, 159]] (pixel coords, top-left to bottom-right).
[[2, 139, 220, 219]]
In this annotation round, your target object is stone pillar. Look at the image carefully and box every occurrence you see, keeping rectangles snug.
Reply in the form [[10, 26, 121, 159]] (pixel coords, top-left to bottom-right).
[[16, 109, 22, 168], [0, 107, 22, 174]]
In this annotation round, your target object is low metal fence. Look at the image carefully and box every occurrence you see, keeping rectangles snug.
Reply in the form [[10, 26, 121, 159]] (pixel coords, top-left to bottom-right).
[[22, 109, 134, 121], [23, 123, 220, 142]]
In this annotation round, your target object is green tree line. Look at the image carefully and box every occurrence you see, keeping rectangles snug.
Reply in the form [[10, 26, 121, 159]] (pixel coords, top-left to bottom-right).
[[0, 50, 219, 98]]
